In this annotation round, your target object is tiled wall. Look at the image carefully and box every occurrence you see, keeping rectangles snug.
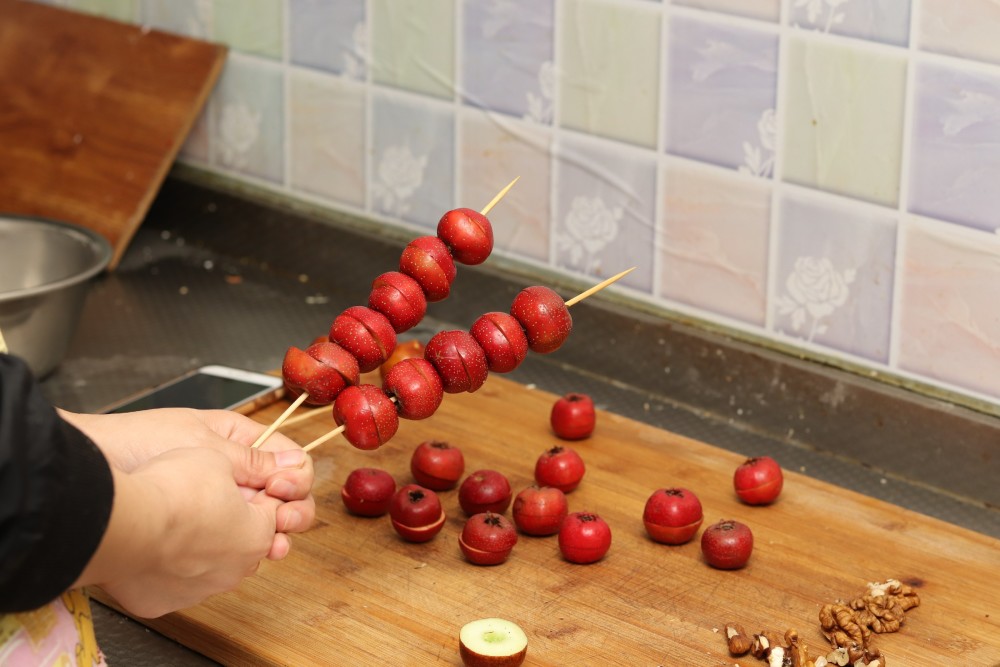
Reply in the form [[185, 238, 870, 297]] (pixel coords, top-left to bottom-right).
[[41, 0, 1000, 414]]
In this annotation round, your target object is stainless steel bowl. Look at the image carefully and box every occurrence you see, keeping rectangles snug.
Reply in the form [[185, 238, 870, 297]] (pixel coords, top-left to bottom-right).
[[0, 215, 112, 378]]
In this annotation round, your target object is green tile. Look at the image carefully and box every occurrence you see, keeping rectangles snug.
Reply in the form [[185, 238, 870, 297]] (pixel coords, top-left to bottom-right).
[[559, 0, 661, 148], [213, 0, 283, 60], [372, 0, 455, 99], [781, 37, 907, 206], [69, 0, 136, 22]]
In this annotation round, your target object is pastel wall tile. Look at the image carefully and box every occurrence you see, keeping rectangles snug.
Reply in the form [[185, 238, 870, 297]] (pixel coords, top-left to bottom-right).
[[559, 0, 661, 148], [67, 0, 136, 21], [781, 37, 906, 207], [371, 91, 454, 229], [139, 0, 210, 39], [673, 0, 779, 22], [372, 0, 454, 100], [660, 164, 770, 325], [773, 192, 896, 361], [213, 0, 282, 60], [917, 0, 1000, 66], [665, 16, 778, 176], [553, 135, 656, 293], [908, 62, 1000, 234], [290, 0, 366, 79], [211, 56, 284, 184], [461, 0, 554, 124], [459, 112, 552, 263], [289, 71, 366, 209], [789, 0, 912, 47], [180, 106, 211, 163], [898, 218, 1000, 399]]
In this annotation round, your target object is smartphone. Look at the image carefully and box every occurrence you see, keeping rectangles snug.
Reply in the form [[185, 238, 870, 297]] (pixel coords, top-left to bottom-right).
[[101, 365, 285, 415]]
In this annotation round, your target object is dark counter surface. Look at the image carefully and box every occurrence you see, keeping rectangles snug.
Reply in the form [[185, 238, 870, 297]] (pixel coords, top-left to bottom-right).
[[39, 174, 1000, 665]]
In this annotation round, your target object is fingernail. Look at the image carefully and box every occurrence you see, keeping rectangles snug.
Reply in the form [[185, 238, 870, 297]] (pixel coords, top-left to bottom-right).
[[275, 449, 306, 469], [269, 479, 294, 498], [282, 509, 302, 532]]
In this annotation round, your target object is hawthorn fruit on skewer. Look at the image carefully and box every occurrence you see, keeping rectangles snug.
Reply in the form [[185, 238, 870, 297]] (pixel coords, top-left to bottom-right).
[[251, 179, 519, 448], [250, 341, 359, 449], [302, 267, 635, 453]]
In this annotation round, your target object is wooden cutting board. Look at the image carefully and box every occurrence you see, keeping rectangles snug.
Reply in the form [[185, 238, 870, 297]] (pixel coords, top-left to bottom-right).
[[0, 0, 226, 268], [102, 375, 1000, 666]]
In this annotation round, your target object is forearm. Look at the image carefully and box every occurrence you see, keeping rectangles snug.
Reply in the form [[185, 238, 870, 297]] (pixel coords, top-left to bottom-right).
[[0, 355, 114, 613]]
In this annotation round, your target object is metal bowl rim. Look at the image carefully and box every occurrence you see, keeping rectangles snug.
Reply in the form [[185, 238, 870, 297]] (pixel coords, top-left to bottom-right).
[[0, 214, 113, 301]]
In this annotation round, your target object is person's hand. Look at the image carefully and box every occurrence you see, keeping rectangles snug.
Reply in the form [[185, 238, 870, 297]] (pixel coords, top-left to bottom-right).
[[61, 408, 315, 536], [78, 447, 287, 618]]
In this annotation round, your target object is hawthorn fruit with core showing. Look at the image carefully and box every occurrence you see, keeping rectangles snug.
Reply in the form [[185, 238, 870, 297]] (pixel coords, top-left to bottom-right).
[[459, 618, 527, 667]]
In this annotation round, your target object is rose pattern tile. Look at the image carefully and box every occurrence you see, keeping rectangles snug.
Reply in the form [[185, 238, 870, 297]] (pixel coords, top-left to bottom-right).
[[553, 135, 655, 293], [898, 217, 1000, 399], [790, 0, 912, 47], [917, 0, 1000, 66], [673, 0, 780, 22], [371, 91, 454, 229], [289, 71, 366, 208], [371, 0, 454, 100], [659, 163, 771, 325], [559, 0, 661, 148], [773, 192, 896, 361], [666, 15, 779, 176], [290, 0, 366, 79], [781, 37, 907, 207], [459, 111, 552, 263], [461, 0, 554, 124], [907, 62, 1000, 234], [211, 56, 284, 184]]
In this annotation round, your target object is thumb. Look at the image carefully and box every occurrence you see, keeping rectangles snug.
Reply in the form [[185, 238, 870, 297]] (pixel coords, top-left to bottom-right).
[[211, 438, 308, 489]]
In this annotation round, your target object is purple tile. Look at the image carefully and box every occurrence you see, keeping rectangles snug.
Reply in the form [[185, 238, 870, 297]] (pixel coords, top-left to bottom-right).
[[553, 134, 656, 294], [371, 90, 455, 229], [665, 15, 778, 176], [461, 0, 554, 123], [773, 192, 897, 362], [289, 0, 366, 78], [908, 62, 1000, 234]]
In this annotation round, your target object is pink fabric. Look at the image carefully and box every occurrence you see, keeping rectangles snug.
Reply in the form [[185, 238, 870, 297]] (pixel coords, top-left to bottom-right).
[[0, 590, 106, 667]]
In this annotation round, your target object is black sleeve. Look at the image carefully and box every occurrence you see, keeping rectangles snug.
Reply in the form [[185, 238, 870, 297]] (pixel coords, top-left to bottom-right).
[[0, 353, 115, 613]]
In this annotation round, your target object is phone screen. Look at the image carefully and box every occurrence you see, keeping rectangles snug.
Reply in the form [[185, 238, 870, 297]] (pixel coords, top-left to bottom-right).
[[106, 371, 281, 413]]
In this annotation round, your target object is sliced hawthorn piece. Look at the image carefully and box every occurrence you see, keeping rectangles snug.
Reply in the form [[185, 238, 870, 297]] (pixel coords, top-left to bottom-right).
[[382, 357, 443, 420], [469, 311, 529, 373], [459, 618, 528, 667], [510, 285, 572, 354], [333, 384, 399, 450], [281, 342, 359, 405], [399, 235, 457, 302], [437, 208, 494, 265], [424, 330, 489, 394], [329, 305, 397, 373], [368, 270, 428, 334]]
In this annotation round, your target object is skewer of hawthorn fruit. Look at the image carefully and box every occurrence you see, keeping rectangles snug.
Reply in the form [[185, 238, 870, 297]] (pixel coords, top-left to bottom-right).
[[301, 267, 636, 453], [250, 179, 519, 449]]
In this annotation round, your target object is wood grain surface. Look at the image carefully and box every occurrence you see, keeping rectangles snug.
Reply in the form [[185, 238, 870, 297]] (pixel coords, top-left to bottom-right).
[[0, 1, 225, 268], [111, 375, 1000, 666]]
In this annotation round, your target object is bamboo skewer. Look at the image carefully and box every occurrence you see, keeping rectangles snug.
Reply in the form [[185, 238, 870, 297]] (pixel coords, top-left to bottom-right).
[[564, 267, 635, 308], [279, 405, 329, 429], [251, 392, 308, 449], [300, 267, 637, 453], [248, 179, 520, 449], [479, 176, 519, 217]]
